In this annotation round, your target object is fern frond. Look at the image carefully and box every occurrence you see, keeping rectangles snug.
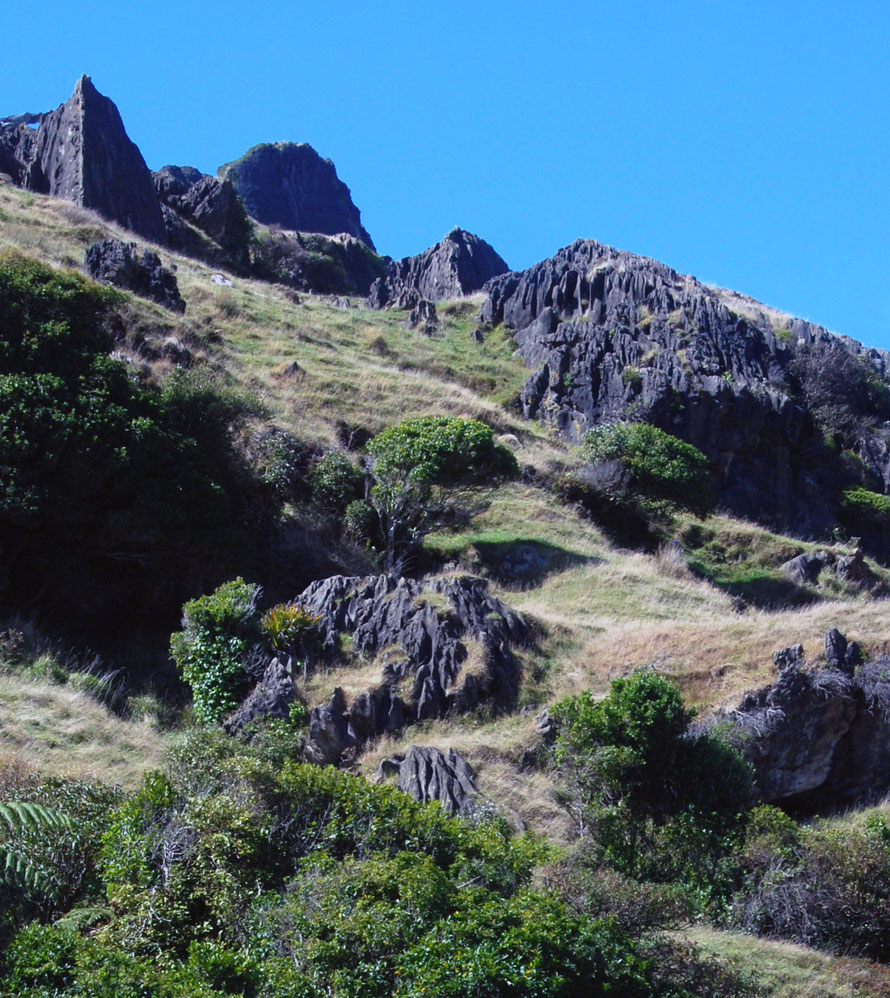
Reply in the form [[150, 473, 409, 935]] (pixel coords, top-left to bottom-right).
[[0, 801, 71, 836]]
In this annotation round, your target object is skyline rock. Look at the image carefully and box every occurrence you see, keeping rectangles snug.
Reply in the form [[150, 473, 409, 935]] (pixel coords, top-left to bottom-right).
[[0, 76, 166, 242], [219, 141, 375, 248], [369, 227, 509, 307]]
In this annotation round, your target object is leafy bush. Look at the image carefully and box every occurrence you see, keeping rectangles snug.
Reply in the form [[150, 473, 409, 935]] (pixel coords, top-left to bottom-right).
[[365, 416, 519, 569], [309, 451, 364, 511], [581, 422, 712, 514], [842, 486, 890, 520], [259, 603, 319, 658], [552, 673, 752, 890], [0, 252, 258, 630], [170, 578, 261, 722]]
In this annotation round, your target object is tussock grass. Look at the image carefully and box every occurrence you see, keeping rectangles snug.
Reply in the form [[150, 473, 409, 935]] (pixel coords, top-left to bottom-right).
[[0, 674, 167, 788], [683, 927, 890, 997]]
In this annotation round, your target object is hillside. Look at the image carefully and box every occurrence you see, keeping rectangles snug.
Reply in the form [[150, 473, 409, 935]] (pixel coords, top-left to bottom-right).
[[3, 78, 890, 997]]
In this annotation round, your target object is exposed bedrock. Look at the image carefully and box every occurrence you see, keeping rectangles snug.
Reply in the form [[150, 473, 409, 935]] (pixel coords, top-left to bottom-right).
[[369, 227, 509, 307], [219, 141, 374, 248], [722, 630, 890, 810], [479, 239, 890, 531], [0, 76, 165, 242], [377, 746, 478, 814], [298, 574, 527, 765], [84, 239, 185, 313], [153, 165, 252, 270]]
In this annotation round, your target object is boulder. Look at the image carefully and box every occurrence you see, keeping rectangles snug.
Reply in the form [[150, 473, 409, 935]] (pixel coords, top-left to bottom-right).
[[0, 76, 165, 242], [406, 298, 438, 334], [304, 688, 353, 766], [84, 239, 185, 313], [369, 227, 508, 307], [219, 141, 374, 248], [377, 746, 477, 813], [782, 551, 834, 585]]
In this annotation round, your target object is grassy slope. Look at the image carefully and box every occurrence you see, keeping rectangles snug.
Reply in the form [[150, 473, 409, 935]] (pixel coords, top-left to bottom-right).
[[4, 181, 890, 991]]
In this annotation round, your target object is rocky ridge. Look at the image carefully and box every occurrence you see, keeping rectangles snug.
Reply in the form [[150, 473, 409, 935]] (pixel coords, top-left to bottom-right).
[[479, 239, 890, 533], [369, 227, 508, 308]]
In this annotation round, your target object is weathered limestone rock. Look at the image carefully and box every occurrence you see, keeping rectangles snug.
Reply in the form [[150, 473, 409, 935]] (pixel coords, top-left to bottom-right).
[[725, 630, 890, 809], [0, 76, 165, 242], [154, 165, 252, 269], [369, 227, 508, 307], [219, 142, 374, 248], [84, 239, 185, 312], [378, 746, 477, 813], [225, 657, 295, 737], [298, 574, 526, 757], [478, 238, 890, 534], [304, 688, 353, 766]]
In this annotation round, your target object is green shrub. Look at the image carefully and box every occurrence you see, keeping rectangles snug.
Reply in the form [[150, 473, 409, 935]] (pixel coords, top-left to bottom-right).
[[170, 578, 261, 723], [552, 673, 752, 889], [581, 422, 712, 514], [259, 603, 319, 658], [309, 451, 364, 510], [842, 486, 890, 520], [0, 252, 258, 629]]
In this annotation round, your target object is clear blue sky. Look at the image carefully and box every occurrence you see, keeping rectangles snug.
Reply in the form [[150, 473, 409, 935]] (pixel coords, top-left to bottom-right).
[[4, 0, 890, 349]]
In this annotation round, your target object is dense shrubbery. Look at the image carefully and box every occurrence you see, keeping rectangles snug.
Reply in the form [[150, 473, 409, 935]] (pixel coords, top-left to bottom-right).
[[170, 579, 317, 722], [552, 672, 752, 895], [580, 422, 712, 515], [0, 729, 671, 997], [309, 450, 364, 510], [729, 805, 890, 959], [0, 252, 261, 634]]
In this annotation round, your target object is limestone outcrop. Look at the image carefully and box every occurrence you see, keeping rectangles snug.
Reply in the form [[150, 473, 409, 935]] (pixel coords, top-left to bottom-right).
[[722, 630, 890, 810], [298, 574, 527, 765], [378, 746, 478, 814], [0, 76, 165, 242], [369, 227, 508, 307], [479, 239, 890, 534], [154, 165, 252, 269], [219, 142, 375, 248]]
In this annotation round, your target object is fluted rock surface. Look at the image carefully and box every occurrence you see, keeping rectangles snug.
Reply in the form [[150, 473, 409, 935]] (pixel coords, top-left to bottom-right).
[[219, 141, 374, 248], [378, 746, 478, 814], [369, 227, 508, 307], [723, 632, 890, 810], [480, 239, 890, 531], [0, 76, 165, 242], [300, 574, 526, 721]]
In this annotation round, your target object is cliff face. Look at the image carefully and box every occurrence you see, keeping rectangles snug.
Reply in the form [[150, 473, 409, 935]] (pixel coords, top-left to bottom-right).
[[219, 142, 375, 249], [0, 76, 166, 243], [480, 239, 890, 532], [369, 227, 509, 307]]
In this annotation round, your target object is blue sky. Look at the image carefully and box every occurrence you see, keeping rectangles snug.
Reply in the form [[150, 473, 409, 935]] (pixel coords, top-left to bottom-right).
[[4, 0, 890, 349]]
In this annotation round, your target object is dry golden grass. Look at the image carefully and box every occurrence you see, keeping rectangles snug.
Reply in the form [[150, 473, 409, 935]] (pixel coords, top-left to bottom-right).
[[0, 675, 167, 788], [357, 711, 573, 842]]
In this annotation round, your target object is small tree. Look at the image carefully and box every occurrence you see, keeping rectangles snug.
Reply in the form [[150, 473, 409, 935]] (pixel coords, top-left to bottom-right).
[[364, 416, 519, 571]]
